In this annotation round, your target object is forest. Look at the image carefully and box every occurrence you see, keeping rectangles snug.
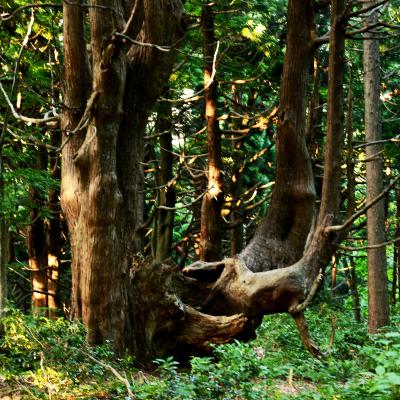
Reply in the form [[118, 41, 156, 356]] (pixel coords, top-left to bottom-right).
[[1, 0, 400, 398]]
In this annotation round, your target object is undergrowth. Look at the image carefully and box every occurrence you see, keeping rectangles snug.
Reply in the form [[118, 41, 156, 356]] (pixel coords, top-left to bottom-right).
[[1, 304, 400, 399]]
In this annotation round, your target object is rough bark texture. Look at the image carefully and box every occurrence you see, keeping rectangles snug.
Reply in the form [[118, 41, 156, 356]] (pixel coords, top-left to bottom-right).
[[199, 3, 223, 261], [61, 0, 184, 351], [363, 0, 389, 332], [239, 0, 316, 272], [60, 0, 352, 365]]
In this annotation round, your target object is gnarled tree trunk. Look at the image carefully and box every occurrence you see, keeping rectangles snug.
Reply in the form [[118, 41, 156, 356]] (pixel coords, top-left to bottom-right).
[[61, 0, 184, 351], [61, 0, 353, 367]]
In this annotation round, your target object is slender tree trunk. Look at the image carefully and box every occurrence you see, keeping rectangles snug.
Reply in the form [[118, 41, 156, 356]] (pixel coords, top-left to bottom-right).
[[46, 130, 62, 318], [363, 0, 389, 333], [0, 219, 7, 318], [306, 57, 321, 160], [345, 67, 361, 322], [229, 86, 244, 256], [152, 95, 176, 262], [0, 139, 7, 318], [199, 3, 223, 261], [27, 148, 49, 314], [392, 188, 400, 304]]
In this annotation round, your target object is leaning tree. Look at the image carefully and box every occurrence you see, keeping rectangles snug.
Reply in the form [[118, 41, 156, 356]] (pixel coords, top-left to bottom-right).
[[60, 0, 391, 367]]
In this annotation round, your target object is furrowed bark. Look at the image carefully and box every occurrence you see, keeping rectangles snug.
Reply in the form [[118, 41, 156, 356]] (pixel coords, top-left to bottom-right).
[[61, 0, 90, 319], [61, 0, 184, 352], [239, 0, 316, 272], [363, 0, 389, 332]]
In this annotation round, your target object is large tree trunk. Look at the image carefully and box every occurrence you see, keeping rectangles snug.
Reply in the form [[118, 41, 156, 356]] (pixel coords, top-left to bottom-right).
[[239, 0, 316, 272], [61, 0, 184, 351], [363, 0, 389, 332], [199, 3, 224, 261]]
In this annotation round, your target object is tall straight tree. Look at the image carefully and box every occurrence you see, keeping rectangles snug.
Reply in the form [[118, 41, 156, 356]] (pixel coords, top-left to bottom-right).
[[152, 94, 176, 262], [0, 146, 6, 318], [199, 2, 223, 261], [363, 0, 389, 332]]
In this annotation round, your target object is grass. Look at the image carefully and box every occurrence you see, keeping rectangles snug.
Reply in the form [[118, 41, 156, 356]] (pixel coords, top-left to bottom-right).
[[1, 299, 400, 399]]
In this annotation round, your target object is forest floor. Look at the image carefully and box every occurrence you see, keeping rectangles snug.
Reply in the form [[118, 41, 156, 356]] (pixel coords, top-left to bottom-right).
[[1, 294, 400, 399]]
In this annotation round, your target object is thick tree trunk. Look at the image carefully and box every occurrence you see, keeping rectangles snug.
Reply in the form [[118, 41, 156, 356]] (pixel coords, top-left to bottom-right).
[[363, 0, 389, 333], [199, 3, 223, 261], [60, 0, 356, 366], [239, 0, 316, 272], [61, 0, 183, 351]]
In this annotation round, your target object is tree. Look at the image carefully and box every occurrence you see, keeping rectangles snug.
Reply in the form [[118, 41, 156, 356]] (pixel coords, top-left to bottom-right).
[[198, 3, 223, 261], [363, 0, 390, 332], [3, 0, 398, 369], [60, 0, 184, 350]]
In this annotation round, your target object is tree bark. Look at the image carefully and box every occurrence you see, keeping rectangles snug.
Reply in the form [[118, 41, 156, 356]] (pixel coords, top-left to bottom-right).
[[152, 94, 176, 262], [61, 0, 184, 351], [239, 0, 316, 272], [199, 3, 223, 261], [363, 0, 389, 333], [46, 130, 62, 318], [27, 148, 49, 314]]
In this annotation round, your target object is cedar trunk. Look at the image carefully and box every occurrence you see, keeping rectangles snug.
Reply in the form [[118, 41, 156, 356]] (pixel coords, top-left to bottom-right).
[[61, 0, 183, 351], [199, 3, 223, 261], [363, 0, 389, 332], [152, 96, 176, 262]]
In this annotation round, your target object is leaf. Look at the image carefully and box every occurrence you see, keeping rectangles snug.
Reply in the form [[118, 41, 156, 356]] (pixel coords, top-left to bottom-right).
[[375, 365, 385, 376]]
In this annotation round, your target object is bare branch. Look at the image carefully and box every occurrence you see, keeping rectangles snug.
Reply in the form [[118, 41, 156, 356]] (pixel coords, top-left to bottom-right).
[[0, 82, 59, 125], [346, 0, 388, 19], [339, 236, 400, 251], [158, 190, 207, 211], [1, 0, 115, 21], [326, 175, 400, 233]]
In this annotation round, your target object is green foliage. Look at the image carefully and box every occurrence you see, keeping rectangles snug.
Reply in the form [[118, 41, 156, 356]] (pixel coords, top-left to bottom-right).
[[2, 306, 400, 399]]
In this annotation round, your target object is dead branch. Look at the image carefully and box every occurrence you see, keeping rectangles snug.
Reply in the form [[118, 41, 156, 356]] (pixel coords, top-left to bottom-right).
[[0, 82, 59, 125], [339, 236, 400, 251], [326, 175, 400, 233]]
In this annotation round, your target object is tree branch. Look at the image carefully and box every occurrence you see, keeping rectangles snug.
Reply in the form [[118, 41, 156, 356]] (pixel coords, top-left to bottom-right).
[[325, 175, 400, 233]]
